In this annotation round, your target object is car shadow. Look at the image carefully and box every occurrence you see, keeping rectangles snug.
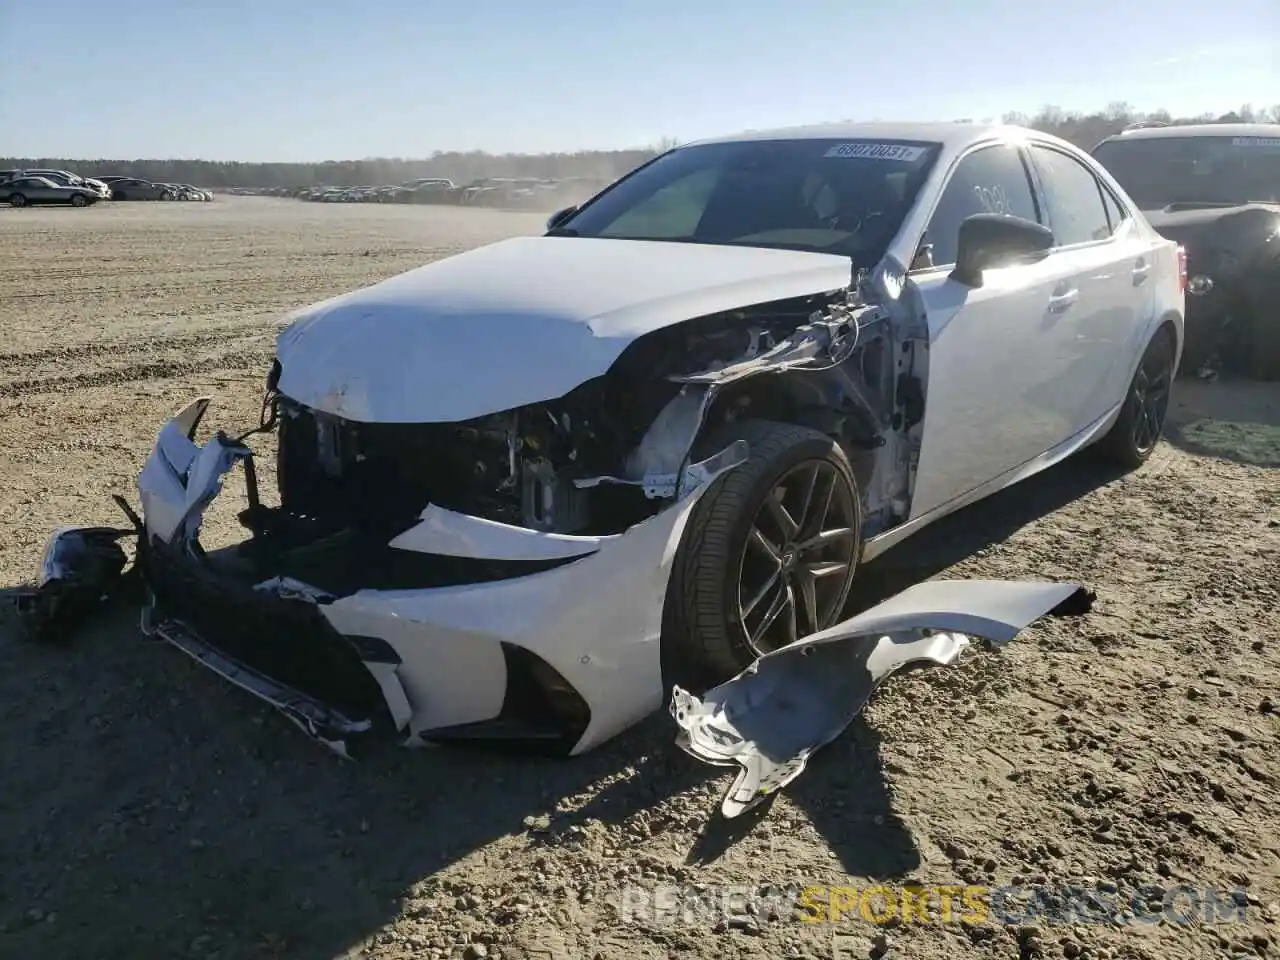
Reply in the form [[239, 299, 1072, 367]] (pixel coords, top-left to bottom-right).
[[1163, 376, 1280, 467], [846, 454, 1123, 607], [0, 452, 1119, 959]]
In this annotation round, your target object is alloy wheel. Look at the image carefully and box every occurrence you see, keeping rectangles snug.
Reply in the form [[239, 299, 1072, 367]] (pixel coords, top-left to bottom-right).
[[735, 459, 859, 657], [1130, 342, 1173, 455]]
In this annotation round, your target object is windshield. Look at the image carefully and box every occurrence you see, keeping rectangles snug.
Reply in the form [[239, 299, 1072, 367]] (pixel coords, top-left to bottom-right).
[[555, 138, 941, 266], [1092, 135, 1280, 208]]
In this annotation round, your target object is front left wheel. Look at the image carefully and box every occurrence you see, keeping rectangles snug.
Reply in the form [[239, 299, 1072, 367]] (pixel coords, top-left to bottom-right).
[[663, 419, 863, 686]]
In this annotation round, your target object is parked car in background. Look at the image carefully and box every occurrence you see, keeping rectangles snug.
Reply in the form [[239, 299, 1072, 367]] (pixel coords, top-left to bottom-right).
[[1091, 122, 1280, 379], [15, 167, 81, 183], [107, 179, 174, 201], [0, 176, 101, 207], [2, 169, 111, 198], [91, 122, 1185, 758], [405, 179, 460, 203]]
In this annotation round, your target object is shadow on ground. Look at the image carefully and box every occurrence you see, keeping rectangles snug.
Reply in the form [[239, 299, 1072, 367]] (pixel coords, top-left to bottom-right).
[[0, 452, 1122, 959], [1164, 376, 1280, 467]]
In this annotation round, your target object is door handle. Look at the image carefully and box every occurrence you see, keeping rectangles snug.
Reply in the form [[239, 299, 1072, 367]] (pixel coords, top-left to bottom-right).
[[1132, 259, 1151, 285], [1048, 288, 1079, 312]]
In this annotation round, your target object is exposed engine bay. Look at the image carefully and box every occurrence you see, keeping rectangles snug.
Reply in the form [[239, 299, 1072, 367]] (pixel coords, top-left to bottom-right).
[[263, 284, 926, 545]]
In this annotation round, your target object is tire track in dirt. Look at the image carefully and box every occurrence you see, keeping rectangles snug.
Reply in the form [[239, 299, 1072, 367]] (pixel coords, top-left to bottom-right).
[[0, 324, 276, 367], [0, 339, 273, 398], [0, 273, 358, 301]]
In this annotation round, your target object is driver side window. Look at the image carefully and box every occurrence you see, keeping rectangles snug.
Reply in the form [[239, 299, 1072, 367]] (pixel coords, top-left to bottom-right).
[[920, 145, 1040, 269]]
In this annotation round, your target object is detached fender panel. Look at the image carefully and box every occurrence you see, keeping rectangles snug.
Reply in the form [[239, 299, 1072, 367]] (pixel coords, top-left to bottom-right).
[[672, 579, 1090, 818]]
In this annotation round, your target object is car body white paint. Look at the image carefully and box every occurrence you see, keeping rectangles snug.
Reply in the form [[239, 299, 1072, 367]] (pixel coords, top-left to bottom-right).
[[387, 504, 614, 561], [276, 236, 852, 423], [864, 124, 1184, 523], [133, 121, 1184, 756]]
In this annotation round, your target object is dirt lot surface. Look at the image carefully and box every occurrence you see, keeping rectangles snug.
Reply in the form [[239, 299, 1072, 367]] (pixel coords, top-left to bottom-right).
[[0, 198, 1276, 960]]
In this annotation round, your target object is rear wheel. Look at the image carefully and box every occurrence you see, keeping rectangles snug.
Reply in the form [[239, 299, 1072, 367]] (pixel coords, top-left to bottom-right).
[[663, 420, 863, 686], [10, 193, 26, 207], [1096, 328, 1175, 468]]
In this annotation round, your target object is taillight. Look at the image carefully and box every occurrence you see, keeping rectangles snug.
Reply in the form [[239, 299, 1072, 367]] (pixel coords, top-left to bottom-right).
[[1176, 245, 1187, 292]]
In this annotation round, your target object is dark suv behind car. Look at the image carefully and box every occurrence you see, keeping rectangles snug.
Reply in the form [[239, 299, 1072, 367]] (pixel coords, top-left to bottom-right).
[[1091, 123, 1280, 379]]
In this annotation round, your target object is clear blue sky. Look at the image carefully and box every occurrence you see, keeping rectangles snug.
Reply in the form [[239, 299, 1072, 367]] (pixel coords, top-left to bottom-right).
[[1, 0, 1275, 161]]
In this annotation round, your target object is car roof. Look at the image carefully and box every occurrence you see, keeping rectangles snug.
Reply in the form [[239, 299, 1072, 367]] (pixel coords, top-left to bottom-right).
[[1098, 122, 1280, 142], [684, 120, 1033, 150]]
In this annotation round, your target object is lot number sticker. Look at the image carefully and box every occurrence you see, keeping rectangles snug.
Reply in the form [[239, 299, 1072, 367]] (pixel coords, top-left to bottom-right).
[[824, 142, 927, 161], [1232, 137, 1280, 148]]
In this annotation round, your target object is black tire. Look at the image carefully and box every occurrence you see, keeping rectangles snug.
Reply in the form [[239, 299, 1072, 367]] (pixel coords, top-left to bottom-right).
[[663, 419, 864, 687], [114, 191, 128, 201], [71, 194, 87, 207], [10, 194, 26, 208], [1095, 327, 1175, 469]]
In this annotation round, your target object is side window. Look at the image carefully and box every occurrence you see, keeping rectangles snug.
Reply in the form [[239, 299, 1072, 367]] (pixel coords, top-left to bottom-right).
[[1030, 146, 1112, 245], [598, 168, 720, 238], [922, 145, 1039, 268], [1100, 182, 1127, 233]]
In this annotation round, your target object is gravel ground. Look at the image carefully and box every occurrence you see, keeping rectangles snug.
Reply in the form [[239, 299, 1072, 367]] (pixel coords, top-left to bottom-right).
[[0, 197, 1276, 960]]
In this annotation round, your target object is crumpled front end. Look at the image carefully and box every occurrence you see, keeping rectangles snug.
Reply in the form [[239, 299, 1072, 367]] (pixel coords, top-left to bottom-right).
[[132, 396, 745, 757]]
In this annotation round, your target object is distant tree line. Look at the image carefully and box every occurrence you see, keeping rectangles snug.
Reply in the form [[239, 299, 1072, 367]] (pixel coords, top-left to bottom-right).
[[6, 103, 1276, 191]]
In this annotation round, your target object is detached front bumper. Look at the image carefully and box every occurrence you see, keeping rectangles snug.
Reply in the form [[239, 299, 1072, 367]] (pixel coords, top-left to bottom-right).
[[133, 397, 742, 757]]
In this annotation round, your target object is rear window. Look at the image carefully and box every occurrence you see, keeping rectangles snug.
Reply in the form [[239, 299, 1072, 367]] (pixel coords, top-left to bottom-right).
[[1091, 135, 1280, 208]]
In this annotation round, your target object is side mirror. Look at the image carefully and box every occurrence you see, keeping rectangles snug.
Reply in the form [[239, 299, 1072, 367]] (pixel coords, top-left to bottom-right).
[[950, 214, 1054, 287], [545, 205, 578, 232]]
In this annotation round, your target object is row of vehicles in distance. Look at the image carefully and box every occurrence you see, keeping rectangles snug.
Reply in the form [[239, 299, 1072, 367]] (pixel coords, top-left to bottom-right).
[[0, 168, 214, 207], [244, 175, 614, 209]]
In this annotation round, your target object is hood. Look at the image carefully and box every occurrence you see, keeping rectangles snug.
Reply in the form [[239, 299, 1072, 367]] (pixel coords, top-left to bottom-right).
[[275, 236, 852, 423], [1144, 202, 1280, 254]]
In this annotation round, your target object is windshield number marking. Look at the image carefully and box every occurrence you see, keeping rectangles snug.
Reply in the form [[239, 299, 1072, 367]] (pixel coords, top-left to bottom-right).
[[824, 143, 926, 162], [1232, 137, 1280, 148]]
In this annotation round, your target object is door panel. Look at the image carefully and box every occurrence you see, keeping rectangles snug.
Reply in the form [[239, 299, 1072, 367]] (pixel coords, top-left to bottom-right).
[[1026, 146, 1148, 430], [910, 256, 1078, 519], [907, 142, 1079, 519]]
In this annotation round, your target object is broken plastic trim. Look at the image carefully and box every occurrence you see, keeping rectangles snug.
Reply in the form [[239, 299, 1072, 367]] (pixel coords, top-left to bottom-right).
[[574, 439, 749, 499], [670, 299, 875, 386], [141, 604, 373, 758], [670, 579, 1091, 818]]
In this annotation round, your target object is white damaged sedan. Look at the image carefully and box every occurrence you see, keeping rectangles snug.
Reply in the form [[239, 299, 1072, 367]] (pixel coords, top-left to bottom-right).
[[29, 122, 1185, 758]]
